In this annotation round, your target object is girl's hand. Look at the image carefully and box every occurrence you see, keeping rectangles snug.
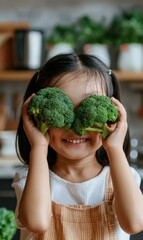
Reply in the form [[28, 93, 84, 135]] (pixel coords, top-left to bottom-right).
[[102, 97, 128, 151], [22, 94, 50, 148]]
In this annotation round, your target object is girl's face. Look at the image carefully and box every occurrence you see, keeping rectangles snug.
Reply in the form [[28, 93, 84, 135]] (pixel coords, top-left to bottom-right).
[[48, 72, 106, 162]]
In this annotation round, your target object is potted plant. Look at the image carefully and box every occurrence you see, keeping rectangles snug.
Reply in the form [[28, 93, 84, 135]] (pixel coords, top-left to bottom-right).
[[74, 15, 111, 67], [108, 9, 143, 71], [46, 24, 76, 59], [0, 208, 17, 240]]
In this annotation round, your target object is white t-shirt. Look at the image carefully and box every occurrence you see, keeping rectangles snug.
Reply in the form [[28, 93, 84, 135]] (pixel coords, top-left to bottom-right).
[[12, 166, 141, 240]]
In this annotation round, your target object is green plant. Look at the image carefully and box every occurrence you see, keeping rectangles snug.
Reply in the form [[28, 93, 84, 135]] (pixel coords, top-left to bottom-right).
[[108, 9, 143, 47], [73, 95, 118, 139], [28, 87, 75, 134], [47, 24, 77, 47], [0, 208, 16, 240], [74, 15, 109, 46]]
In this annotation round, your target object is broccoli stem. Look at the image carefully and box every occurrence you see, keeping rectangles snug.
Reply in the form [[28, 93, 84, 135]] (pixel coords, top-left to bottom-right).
[[39, 124, 49, 135], [101, 126, 109, 139], [35, 118, 49, 135], [85, 123, 109, 139], [85, 127, 103, 133]]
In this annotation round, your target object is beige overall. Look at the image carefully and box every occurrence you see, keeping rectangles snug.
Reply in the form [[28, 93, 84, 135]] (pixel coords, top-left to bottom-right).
[[35, 171, 117, 240]]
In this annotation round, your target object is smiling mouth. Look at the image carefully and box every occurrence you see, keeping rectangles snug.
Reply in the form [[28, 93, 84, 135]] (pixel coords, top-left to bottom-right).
[[64, 139, 87, 144]]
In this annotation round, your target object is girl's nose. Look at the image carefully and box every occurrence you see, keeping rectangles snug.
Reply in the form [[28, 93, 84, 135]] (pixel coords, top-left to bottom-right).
[[68, 128, 74, 133], [67, 127, 77, 135]]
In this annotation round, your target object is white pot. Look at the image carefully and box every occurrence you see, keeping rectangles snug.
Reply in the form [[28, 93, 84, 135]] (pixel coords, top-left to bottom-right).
[[83, 44, 111, 67], [117, 44, 143, 71], [47, 43, 73, 59]]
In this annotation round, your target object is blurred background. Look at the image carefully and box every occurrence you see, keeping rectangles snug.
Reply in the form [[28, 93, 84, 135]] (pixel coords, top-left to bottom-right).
[[0, 0, 143, 239]]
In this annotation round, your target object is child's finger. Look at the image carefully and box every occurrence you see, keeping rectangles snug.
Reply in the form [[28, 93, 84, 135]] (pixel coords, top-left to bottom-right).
[[22, 94, 35, 116], [111, 97, 127, 122], [23, 94, 35, 108]]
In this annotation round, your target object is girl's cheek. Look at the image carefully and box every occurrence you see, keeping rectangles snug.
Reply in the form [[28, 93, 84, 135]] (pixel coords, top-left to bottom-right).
[[90, 133, 102, 147]]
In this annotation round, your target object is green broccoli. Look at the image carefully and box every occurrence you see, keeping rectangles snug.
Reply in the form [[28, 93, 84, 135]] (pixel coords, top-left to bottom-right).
[[28, 87, 75, 134], [73, 95, 118, 139], [0, 208, 17, 240]]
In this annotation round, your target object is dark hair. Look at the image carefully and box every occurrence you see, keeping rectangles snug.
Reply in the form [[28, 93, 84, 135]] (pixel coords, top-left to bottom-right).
[[16, 53, 130, 167]]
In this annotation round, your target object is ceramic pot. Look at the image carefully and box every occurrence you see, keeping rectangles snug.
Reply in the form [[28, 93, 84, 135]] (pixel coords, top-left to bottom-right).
[[83, 43, 111, 67], [117, 43, 143, 71], [47, 43, 73, 59]]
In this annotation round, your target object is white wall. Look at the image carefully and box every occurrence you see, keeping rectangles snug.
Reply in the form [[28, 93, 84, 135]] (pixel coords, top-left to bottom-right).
[[0, 1, 143, 31]]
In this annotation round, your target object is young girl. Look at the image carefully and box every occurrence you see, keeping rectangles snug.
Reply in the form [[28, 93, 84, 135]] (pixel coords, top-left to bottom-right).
[[12, 53, 143, 240]]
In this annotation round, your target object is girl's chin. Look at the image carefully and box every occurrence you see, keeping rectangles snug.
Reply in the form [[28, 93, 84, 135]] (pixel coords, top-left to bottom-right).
[[60, 151, 91, 161], [62, 154, 84, 160]]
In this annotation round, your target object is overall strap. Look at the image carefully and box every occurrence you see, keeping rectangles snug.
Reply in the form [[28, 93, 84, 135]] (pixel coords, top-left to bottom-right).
[[104, 170, 114, 202], [103, 170, 116, 240]]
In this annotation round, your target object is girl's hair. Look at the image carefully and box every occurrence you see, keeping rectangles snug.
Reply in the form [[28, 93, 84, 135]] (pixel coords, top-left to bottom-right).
[[16, 53, 130, 167]]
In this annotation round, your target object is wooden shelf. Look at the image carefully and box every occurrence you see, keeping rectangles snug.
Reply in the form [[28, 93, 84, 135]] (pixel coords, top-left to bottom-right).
[[0, 70, 35, 81], [0, 70, 143, 82], [114, 71, 143, 81]]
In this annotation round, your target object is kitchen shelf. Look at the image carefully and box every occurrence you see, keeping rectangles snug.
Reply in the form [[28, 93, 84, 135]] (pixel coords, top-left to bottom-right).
[[0, 70, 36, 81], [0, 70, 143, 82], [115, 71, 143, 82]]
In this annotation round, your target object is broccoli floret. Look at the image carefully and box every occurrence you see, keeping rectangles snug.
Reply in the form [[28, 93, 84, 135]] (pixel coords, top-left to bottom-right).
[[0, 208, 16, 240], [28, 87, 75, 134], [73, 95, 118, 139]]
